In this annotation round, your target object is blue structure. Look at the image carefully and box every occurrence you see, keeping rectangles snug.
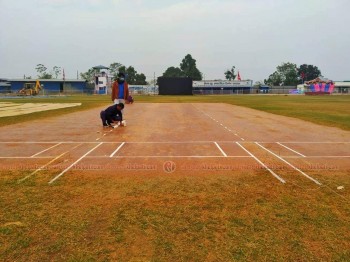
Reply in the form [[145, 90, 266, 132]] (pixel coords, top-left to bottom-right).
[[8, 79, 87, 94], [259, 85, 270, 93]]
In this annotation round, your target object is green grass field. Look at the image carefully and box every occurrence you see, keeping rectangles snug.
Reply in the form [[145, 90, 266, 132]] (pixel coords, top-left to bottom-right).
[[1, 94, 350, 261], [1, 94, 349, 130]]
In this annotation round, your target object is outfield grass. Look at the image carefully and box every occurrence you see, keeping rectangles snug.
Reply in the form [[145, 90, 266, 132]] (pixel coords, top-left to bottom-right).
[[2, 94, 349, 130], [1, 171, 349, 261]]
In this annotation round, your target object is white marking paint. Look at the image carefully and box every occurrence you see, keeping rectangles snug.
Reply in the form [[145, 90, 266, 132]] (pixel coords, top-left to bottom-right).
[[48, 143, 103, 184], [255, 142, 321, 185], [236, 142, 286, 184]]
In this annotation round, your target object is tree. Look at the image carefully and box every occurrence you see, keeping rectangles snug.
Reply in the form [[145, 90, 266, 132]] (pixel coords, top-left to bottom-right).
[[35, 64, 52, 79], [180, 54, 202, 80], [109, 62, 123, 78], [254, 81, 263, 87], [224, 66, 236, 81], [265, 62, 299, 86], [125, 66, 137, 84], [298, 64, 322, 82], [52, 66, 61, 79], [80, 68, 95, 82], [118, 65, 126, 77], [162, 67, 185, 78], [135, 73, 147, 85], [264, 71, 282, 86], [81, 63, 148, 84]]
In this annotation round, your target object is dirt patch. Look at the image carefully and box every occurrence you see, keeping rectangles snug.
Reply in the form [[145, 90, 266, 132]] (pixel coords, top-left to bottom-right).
[[0, 102, 81, 117]]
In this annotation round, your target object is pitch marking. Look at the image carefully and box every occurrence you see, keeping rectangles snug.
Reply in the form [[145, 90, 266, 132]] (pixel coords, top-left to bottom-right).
[[277, 142, 306, 157], [256, 142, 321, 185], [110, 142, 126, 157], [19, 151, 68, 182], [30, 143, 62, 157], [48, 143, 103, 184], [236, 142, 286, 184], [214, 142, 228, 157]]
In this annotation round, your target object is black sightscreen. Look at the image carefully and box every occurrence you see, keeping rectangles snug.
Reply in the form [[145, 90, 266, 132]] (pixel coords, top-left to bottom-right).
[[158, 77, 193, 95]]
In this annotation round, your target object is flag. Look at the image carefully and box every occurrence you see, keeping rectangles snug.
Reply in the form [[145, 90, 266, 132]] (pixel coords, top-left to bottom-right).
[[237, 71, 241, 81], [63, 69, 65, 81], [300, 72, 305, 79]]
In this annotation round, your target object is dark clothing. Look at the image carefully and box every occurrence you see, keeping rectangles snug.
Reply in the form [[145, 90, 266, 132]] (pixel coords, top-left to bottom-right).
[[127, 95, 134, 103], [100, 105, 123, 126]]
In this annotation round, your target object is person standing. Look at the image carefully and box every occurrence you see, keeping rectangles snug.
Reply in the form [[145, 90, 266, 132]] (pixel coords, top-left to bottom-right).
[[111, 72, 129, 105]]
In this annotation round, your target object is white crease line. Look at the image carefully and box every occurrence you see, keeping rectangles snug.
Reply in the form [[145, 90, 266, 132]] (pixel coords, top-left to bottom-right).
[[255, 142, 321, 185], [0, 157, 53, 159], [110, 142, 126, 157], [277, 142, 350, 144], [95, 156, 252, 158], [30, 143, 62, 158], [306, 156, 350, 158], [18, 152, 68, 183], [277, 142, 306, 157], [48, 143, 103, 184], [236, 142, 286, 184], [214, 142, 228, 157], [71, 143, 83, 150], [283, 156, 350, 158], [241, 138, 245, 141]]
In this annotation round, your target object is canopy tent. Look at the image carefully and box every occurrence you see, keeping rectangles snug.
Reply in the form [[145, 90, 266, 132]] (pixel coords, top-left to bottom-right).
[[92, 65, 110, 71], [305, 77, 334, 93]]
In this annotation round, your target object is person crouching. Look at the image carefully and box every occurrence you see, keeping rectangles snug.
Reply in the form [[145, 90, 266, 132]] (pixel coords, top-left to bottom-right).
[[100, 103, 124, 127]]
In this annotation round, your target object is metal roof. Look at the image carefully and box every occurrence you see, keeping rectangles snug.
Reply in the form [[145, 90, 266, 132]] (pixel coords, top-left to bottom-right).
[[92, 65, 109, 70], [8, 79, 87, 82]]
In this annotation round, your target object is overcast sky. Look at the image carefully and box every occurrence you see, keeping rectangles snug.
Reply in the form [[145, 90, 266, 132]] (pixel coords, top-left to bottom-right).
[[1, 0, 349, 82]]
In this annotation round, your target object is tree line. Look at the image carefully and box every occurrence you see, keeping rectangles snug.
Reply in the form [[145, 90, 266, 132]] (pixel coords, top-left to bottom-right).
[[264, 63, 322, 86], [80, 63, 147, 85], [33, 57, 322, 87]]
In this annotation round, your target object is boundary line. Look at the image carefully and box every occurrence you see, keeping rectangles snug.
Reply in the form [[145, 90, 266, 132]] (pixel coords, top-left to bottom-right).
[[277, 142, 306, 157], [110, 142, 125, 157], [214, 142, 227, 157], [48, 143, 103, 184], [30, 143, 62, 158], [255, 142, 321, 185], [236, 142, 286, 184]]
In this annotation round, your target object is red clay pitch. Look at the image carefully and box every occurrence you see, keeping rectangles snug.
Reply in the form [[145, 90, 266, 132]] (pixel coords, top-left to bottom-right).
[[0, 103, 349, 185]]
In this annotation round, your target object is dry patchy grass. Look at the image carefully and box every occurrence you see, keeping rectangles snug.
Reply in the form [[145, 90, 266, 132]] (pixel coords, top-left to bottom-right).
[[1, 170, 349, 261]]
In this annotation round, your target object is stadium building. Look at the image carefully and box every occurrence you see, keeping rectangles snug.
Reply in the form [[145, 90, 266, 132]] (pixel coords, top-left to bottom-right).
[[193, 80, 253, 95], [7, 79, 88, 94]]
